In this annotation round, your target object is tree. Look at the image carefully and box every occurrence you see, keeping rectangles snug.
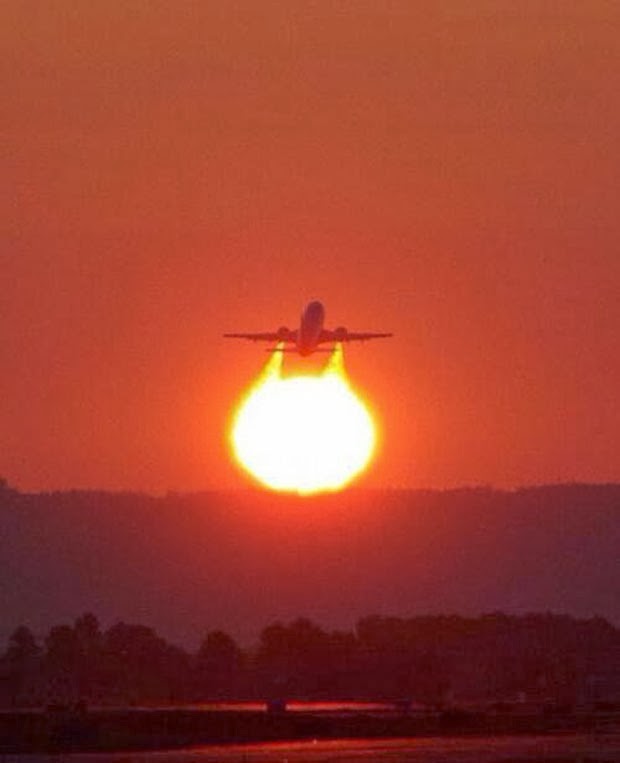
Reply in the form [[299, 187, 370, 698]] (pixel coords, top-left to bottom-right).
[[4, 626, 41, 706], [198, 630, 242, 669], [256, 619, 335, 697], [73, 613, 103, 700], [103, 622, 189, 703], [45, 624, 79, 703], [45, 625, 78, 668], [197, 631, 243, 697]]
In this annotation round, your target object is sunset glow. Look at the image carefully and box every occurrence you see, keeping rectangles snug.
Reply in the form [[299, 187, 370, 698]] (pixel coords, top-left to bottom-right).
[[230, 345, 376, 494]]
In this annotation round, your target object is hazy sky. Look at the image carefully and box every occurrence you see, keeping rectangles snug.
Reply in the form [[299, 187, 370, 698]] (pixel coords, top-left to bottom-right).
[[3, 1, 619, 492]]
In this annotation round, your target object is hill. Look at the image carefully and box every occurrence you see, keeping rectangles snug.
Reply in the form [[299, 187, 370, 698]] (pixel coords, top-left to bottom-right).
[[1, 484, 618, 647]]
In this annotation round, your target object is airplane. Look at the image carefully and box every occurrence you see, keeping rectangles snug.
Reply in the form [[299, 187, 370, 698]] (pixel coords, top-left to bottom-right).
[[224, 300, 392, 356]]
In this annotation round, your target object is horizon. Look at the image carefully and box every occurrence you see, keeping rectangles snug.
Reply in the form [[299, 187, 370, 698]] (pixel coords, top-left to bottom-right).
[[5, 478, 620, 498]]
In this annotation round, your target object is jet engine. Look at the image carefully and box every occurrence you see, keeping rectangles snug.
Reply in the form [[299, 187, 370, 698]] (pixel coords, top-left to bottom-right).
[[333, 326, 348, 341], [277, 326, 290, 340]]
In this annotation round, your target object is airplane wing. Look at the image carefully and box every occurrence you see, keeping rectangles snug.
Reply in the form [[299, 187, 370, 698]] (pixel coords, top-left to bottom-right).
[[321, 330, 393, 342], [344, 332, 393, 341], [223, 332, 284, 341]]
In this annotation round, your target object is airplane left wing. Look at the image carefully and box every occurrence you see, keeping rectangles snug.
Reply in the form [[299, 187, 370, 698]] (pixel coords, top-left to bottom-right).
[[223, 332, 283, 341]]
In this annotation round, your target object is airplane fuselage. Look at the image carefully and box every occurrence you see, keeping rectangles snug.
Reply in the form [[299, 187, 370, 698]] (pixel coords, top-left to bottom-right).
[[297, 300, 325, 356]]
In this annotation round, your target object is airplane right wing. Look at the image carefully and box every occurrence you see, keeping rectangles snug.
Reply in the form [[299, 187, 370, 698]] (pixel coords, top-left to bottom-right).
[[343, 332, 393, 341], [320, 330, 393, 342]]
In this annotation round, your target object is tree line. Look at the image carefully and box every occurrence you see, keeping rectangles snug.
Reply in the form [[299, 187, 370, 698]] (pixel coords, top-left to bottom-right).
[[1, 612, 618, 708]]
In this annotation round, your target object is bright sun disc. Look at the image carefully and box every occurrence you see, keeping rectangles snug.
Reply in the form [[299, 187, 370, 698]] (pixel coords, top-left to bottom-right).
[[230, 345, 376, 494]]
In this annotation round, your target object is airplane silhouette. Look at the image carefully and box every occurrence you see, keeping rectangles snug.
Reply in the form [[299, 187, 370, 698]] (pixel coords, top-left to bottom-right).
[[224, 301, 392, 356]]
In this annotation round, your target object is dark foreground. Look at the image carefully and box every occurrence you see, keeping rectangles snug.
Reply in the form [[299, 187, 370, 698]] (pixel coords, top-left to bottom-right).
[[1, 706, 619, 756], [2, 735, 620, 763]]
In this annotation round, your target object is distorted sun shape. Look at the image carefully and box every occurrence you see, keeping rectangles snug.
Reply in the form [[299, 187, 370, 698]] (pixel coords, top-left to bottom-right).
[[229, 344, 376, 494]]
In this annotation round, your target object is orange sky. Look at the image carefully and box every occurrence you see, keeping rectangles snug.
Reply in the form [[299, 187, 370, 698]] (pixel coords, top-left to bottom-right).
[[3, 1, 619, 493]]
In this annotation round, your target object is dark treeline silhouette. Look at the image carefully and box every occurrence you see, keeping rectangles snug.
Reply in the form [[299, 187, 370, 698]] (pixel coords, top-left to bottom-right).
[[2, 480, 619, 710], [1, 612, 619, 709]]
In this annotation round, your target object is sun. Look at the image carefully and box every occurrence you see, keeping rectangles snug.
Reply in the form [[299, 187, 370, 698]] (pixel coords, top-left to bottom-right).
[[229, 344, 376, 495]]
